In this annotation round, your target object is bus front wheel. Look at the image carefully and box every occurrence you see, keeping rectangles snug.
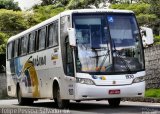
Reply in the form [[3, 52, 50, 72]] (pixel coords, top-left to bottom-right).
[[54, 87, 70, 109], [108, 98, 121, 107]]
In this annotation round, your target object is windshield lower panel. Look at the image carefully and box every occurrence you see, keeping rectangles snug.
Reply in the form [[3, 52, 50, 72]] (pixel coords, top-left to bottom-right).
[[73, 13, 145, 74]]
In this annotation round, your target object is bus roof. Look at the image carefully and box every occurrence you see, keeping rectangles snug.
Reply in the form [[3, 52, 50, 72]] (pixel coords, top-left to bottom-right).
[[60, 9, 134, 16], [7, 9, 134, 43]]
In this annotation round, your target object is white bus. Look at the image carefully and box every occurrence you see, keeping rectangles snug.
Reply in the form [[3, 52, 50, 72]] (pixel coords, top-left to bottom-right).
[[6, 9, 145, 108]]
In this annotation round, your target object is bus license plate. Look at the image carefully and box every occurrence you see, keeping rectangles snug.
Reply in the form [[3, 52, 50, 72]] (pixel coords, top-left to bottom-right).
[[109, 90, 120, 94]]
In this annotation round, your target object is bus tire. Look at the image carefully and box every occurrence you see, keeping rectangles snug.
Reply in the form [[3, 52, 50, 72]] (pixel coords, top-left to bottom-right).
[[76, 100, 81, 103], [17, 86, 33, 105], [108, 98, 121, 108], [17, 86, 26, 105], [54, 86, 70, 109]]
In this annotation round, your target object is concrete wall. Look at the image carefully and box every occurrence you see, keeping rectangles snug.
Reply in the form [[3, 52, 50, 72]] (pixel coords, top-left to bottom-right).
[[0, 73, 7, 99], [144, 45, 160, 89]]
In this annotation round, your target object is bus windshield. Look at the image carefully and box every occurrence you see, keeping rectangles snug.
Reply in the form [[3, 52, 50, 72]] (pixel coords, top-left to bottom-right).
[[73, 13, 144, 74]]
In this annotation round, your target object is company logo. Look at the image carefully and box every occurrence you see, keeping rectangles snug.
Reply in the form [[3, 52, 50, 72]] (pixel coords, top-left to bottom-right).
[[23, 56, 40, 97], [112, 81, 116, 84], [101, 76, 106, 80]]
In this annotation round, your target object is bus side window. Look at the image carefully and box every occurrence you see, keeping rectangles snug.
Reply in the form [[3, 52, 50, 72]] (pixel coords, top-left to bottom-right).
[[38, 27, 46, 50], [29, 32, 36, 53], [53, 21, 58, 46], [47, 21, 59, 47], [14, 39, 19, 57], [18, 38, 21, 56], [48, 24, 54, 47], [8, 41, 15, 74], [20, 36, 28, 55], [7, 42, 14, 60]]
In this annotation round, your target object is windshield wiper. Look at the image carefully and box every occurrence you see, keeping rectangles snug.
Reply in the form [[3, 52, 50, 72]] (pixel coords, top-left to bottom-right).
[[112, 40, 131, 73]]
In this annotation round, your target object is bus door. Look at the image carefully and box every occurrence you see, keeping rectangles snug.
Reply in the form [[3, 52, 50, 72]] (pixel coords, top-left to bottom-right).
[[64, 38, 75, 99], [60, 15, 75, 99]]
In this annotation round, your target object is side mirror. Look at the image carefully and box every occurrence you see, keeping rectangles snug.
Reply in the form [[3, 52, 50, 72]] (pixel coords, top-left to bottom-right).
[[68, 28, 76, 47]]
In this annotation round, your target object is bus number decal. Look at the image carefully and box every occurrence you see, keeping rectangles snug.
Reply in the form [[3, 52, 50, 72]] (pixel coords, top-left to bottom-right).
[[125, 74, 134, 79]]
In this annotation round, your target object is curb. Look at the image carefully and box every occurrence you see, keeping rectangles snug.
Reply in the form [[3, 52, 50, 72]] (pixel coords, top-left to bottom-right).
[[123, 97, 160, 103]]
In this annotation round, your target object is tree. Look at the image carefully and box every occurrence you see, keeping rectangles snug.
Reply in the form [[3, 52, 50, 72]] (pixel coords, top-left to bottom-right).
[[0, 9, 30, 54], [66, 0, 102, 9], [40, 0, 69, 6], [148, 0, 160, 35], [40, 0, 56, 6], [150, 0, 160, 17], [0, 0, 20, 11], [33, 6, 65, 22], [0, 32, 8, 54], [0, 9, 28, 35]]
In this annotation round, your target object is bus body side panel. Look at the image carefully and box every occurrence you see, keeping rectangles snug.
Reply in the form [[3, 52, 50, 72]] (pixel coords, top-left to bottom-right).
[[33, 47, 64, 99], [6, 15, 75, 100], [6, 46, 66, 99], [6, 60, 17, 97]]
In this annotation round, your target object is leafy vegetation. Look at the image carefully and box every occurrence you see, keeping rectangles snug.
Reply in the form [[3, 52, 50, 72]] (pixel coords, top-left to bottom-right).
[[0, 10, 28, 34], [0, 0, 160, 53], [154, 36, 160, 45], [145, 89, 160, 98], [33, 6, 65, 23], [0, 5, 65, 53], [0, 0, 20, 11], [0, 32, 8, 54], [0, 9, 34, 53]]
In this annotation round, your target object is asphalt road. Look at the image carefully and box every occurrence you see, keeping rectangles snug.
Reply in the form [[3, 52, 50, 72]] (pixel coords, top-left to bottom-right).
[[0, 99, 160, 114]]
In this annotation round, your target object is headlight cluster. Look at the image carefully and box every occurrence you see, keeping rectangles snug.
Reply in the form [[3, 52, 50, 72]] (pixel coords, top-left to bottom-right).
[[132, 76, 145, 83], [76, 78, 95, 85]]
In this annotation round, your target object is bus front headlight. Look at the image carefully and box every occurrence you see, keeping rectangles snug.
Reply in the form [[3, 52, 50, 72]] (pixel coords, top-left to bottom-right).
[[132, 76, 145, 83], [76, 78, 95, 85]]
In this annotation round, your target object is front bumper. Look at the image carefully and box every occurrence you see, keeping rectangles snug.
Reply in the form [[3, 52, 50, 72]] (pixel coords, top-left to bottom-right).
[[74, 81, 145, 100]]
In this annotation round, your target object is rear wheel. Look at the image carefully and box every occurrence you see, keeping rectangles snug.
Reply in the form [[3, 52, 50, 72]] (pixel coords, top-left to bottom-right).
[[108, 98, 121, 107], [54, 87, 70, 109], [17, 87, 33, 105]]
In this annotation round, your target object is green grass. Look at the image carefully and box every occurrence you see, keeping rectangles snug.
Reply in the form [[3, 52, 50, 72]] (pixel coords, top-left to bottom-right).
[[145, 89, 160, 98]]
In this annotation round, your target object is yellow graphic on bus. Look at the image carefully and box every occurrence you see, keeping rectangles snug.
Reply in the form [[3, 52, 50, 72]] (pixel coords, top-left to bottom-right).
[[23, 57, 40, 97], [51, 54, 58, 60]]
